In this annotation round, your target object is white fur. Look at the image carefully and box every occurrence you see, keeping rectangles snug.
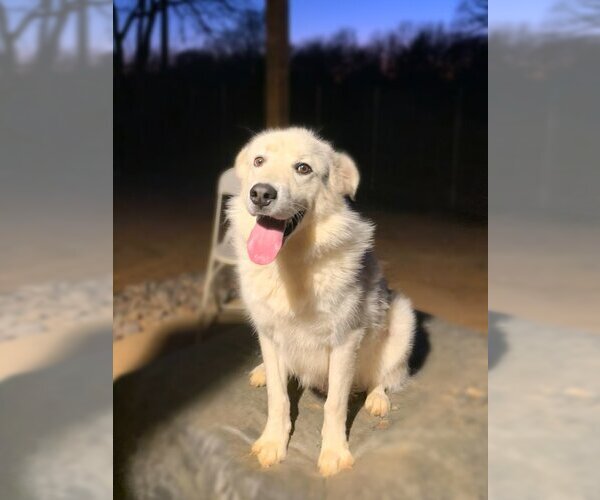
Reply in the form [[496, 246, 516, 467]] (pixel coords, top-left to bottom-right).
[[228, 128, 415, 476]]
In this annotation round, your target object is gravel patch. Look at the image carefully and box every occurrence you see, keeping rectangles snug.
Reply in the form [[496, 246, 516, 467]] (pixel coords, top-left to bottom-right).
[[0, 276, 112, 342], [114, 267, 240, 341], [113, 274, 197, 340], [114, 272, 205, 341]]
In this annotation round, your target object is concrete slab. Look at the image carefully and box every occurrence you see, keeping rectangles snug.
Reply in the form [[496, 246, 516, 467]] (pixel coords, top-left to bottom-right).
[[114, 313, 487, 500]]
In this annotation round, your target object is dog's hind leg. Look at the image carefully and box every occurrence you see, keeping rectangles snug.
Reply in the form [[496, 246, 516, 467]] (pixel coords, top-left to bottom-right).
[[365, 385, 390, 417], [366, 293, 415, 414], [249, 362, 266, 387]]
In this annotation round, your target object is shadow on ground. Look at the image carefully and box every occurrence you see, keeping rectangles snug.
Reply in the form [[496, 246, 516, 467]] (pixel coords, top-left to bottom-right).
[[488, 311, 510, 371], [0, 328, 113, 500]]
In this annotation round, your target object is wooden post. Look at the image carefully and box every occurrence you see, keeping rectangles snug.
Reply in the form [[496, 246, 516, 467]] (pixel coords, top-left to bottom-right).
[[265, 0, 289, 127]]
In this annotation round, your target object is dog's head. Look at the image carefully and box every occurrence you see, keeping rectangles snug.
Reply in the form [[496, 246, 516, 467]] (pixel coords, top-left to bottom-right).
[[234, 128, 360, 265]]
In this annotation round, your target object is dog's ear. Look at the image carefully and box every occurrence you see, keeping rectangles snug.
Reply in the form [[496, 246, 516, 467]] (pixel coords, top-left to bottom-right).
[[234, 145, 249, 179], [333, 152, 360, 200]]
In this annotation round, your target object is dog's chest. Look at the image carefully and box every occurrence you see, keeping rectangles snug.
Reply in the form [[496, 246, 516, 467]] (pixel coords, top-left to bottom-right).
[[241, 263, 354, 387], [239, 251, 357, 322]]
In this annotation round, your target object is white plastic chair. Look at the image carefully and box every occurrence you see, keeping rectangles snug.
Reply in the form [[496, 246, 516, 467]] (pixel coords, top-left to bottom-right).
[[200, 168, 243, 323]]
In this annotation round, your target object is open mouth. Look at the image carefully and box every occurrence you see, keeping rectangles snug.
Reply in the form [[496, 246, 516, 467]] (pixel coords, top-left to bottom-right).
[[247, 210, 306, 265], [257, 210, 306, 238]]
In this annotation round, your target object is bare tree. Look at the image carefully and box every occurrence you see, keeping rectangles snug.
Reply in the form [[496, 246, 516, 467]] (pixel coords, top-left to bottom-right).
[[0, 0, 109, 72], [204, 8, 264, 56], [38, 0, 51, 56], [38, 0, 74, 67], [454, 0, 487, 33], [552, 0, 600, 32], [159, 0, 168, 70], [76, 0, 89, 66], [134, 0, 157, 72], [113, 0, 242, 74], [0, 2, 16, 71]]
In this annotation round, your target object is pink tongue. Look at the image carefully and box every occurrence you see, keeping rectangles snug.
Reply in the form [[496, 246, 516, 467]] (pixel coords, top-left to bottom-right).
[[247, 218, 286, 265]]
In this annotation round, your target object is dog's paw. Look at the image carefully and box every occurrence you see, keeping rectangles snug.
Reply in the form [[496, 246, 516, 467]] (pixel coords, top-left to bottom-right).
[[249, 364, 266, 387], [251, 438, 286, 468], [365, 391, 390, 417], [318, 446, 354, 477]]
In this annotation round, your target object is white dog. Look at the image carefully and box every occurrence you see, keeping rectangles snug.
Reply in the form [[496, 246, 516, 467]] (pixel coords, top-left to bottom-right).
[[227, 128, 415, 476]]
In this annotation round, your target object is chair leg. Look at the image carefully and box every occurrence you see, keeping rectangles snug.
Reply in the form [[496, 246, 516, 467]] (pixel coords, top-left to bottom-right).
[[212, 262, 225, 314], [200, 258, 217, 325]]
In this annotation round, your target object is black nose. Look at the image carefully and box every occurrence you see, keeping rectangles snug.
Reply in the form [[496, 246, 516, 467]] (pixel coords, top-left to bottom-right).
[[250, 183, 278, 207]]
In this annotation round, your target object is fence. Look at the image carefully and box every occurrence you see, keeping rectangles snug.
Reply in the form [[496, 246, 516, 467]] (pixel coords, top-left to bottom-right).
[[115, 72, 487, 218]]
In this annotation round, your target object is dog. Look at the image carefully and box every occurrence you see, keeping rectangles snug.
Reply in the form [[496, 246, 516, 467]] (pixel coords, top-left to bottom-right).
[[227, 127, 415, 476]]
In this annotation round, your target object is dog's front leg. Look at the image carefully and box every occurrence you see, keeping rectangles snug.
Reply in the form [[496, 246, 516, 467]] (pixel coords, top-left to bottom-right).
[[251, 331, 291, 468], [318, 333, 361, 476]]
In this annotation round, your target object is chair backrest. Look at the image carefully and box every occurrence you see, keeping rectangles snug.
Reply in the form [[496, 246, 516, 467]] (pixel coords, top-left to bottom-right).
[[210, 168, 241, 251], [218, 168, 241, 197]]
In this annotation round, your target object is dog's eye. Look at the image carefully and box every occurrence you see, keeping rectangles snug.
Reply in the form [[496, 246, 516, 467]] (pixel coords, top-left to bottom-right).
[[295, 163, 312, 175], [253, 156, 265, 167]]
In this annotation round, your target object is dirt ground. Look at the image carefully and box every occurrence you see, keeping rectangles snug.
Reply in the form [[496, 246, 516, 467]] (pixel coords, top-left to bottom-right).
[[114, 194, 487, 334], [489, 214, 600, 335]]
